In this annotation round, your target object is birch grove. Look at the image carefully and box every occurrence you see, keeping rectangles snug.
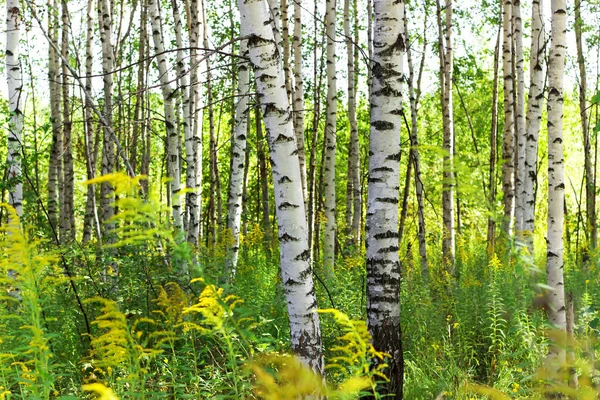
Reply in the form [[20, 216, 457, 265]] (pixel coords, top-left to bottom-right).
[[5, 0, 600, 395]]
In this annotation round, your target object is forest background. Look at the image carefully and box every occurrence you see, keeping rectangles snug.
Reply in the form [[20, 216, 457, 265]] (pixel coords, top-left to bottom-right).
[[1, 0, 600, 398]]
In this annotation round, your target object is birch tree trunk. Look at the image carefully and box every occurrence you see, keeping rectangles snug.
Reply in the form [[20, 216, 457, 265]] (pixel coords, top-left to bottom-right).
[[406, 3, 428, 277], [513, 0, 525, 235], [6, 0, 24, 218], [437, 0, 455, 272], [60, 0, 75, 242], [187, 0, 204, 244], [149, 0, 183, 231], [98, 0, 116, 240], [237, 0, 324, 374], [344, 0, 361, 247], [204, 10, 220, 245], [48, 0, 62, 233], [575, 0, 596, 253], [501, 0, 515, 236], [366, 0, 405, 395], [292, 0, 307, 205], [523, 0, 544, 250], [226, 40, 250, 279], [323, 0, 337, 277], [546, 0, 567, 361], [82, 0, 98, 243], [488, 25, 501, 256], [171, 0, 192, 238], [281, 0, 293, 103]]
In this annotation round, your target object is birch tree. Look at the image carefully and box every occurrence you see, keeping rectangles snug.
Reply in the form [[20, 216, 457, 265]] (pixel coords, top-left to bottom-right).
[[546, 0, 567, 360], [488, 25, 501, 256], [523, 0, 544, 250], [292, 0, 307, 204], [323, 0, 337, 276], [575, 0, 596, 253], [366, 0, 405, 395], [47, 0, 62, 232], [82, 0, 98, 243], [187, 0, 205, 244], [501, 0, 515, 235], [226, 40, 250, 279], [344, 0, 361, 246], [437, 0, 455, 271], [237, 0, 324, 374], [98, 0, 115, 239], [513, 0, 525, 235], [406, 3, 428, 276], [60, 0, 74, 242], [149, 0, 183, 231], [6, 0, 24, 218]]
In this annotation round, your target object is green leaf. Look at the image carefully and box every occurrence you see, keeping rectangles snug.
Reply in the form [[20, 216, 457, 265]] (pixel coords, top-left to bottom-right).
[[589, 318, 600, 329], [592, 90, 600, 105], [594, 120, 600, 134]]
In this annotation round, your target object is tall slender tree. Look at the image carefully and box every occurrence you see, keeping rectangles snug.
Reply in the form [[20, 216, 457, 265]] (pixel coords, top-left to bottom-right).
[[149, 0, 183, 231], [366, 0, 405, 395], [323, 0, 337, 276], [575, 0, 596, 253], [513, 0, 525, 235], [406, 2, 428, 276], [344, 0, 361, 246], [546, 0, 567, 361], [226, 40, 250, 279], [523, 0, 544, 250], [292, 0, 307, 205], [501, 0, 515, 235], [98, 0, 116, 240], [437, 0, 455, 272], [60, 0, 74, 242], [187, 0, 205, 244], [488, 25, 501, 256], [82, 0, 98, 243], [237, 0, 324, 374], [6, 0, 24, 219], [47, 0, 62, 233]]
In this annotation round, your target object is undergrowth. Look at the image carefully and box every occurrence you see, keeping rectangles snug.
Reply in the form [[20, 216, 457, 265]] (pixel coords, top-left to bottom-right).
[[1, 174, 600, 399]]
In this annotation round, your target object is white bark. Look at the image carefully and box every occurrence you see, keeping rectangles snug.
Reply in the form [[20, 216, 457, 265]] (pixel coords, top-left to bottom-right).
[[323, 0, 337, 277], [149, 0, 183, 231], [523, 0, 544, 247], [172, 0, 192, 239], [98, 0, 115, 239], [546, 0, 567, 352], [344, 0, 360, 246], [82, 0, 98, 243], [437, 0, 454, 271], [366, 0, 405, 395], [47, 0, 62, 232], [292, 0, 307, 204], [237, 0, 324, 374], [575, 0, 596, 251], [6, 0, 23, 218], [226, 40, 250, 279], [187, 0, 204, 244], [405, 4, 428, 276], [502, 0, 515, 235], [513, 0, 525, 234]]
